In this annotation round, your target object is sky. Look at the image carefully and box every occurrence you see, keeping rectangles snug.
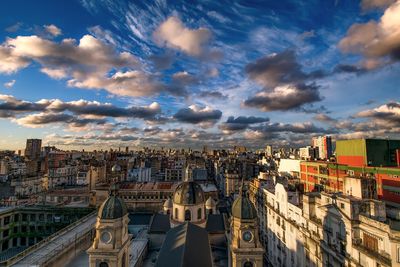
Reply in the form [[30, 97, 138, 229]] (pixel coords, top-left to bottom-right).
[[0, 0, 399, 150]]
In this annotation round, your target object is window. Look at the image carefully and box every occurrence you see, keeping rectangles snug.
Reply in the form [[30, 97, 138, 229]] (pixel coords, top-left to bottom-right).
[[243, 262, 253, 267], [363, 233, 378, 252], [4, 216, 10, 225], [185, 210, 191, 221], [397, 247, 400, 263], [197, 208, 202, 220], [175, 208, 178, 220], [99, 262, 109, 267], [340, 203, 345, 209]]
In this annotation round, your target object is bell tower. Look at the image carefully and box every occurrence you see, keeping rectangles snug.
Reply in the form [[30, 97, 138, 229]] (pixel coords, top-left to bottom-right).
[[87, 184, 131, 267], [230, 181, 264, 267]]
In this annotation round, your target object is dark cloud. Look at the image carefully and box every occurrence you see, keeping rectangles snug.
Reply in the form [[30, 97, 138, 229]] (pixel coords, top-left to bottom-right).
[[333, 64, 367, 74], [355, 101, 400, 125], [245, 50, 325, 88], [313, 114, 337, 123], [0, 95, 162, 120], [250, 122, 330, 134], [220, 115, 270, 132], [243, 83, 322, 111], [226, 116, 270, 124], [148, 53, 175, 70], [16, 112, 106, 127], [165, 71, 198, 97], [197, 91, 226, 99], [0, 95, 47, 116], [361, 0, 395, 11], [244, 50, 324, 112], [173, 105, 222, 124], [49, 100, 161, 120]]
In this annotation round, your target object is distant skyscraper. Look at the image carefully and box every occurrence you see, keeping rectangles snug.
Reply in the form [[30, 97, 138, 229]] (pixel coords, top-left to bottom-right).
[[312, 136, 332, 159], [265, 145, 273, 157], [25, 139, 42, 160]]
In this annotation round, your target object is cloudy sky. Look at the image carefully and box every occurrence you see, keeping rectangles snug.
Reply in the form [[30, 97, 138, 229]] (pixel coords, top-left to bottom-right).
[[0, 0, 399, 150]]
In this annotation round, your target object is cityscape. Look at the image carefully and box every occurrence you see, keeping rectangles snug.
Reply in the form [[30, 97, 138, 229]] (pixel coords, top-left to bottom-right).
[[0, 1, 400, 267]]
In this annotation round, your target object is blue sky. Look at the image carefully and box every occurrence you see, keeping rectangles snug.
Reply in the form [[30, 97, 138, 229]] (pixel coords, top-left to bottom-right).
[[0, 0, 399, 150]]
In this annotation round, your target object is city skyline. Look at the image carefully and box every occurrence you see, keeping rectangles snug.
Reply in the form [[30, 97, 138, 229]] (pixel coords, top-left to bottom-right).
[[0, 0, 399, 150]]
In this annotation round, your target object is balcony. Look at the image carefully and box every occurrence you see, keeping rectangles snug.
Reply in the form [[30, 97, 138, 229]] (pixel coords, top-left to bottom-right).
[[352, 242, 391, 266]]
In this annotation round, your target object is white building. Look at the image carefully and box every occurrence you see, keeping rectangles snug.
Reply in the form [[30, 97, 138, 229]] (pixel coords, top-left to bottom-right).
[[278, 159, 300, 177], [127, 167, 152, 182], [250, 180, 400, 267], [76, 171, 89, 185]]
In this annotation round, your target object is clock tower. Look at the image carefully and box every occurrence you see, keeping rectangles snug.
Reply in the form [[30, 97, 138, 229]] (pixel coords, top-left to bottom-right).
[[230, 183, 264, 267], [88, 184, 131, 267]]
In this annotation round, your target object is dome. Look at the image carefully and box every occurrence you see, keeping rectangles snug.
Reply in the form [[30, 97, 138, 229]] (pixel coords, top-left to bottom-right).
[[231, 195, 257, 220], [111, 164, 121, 172], [98, 184, 127, 219], [163, 198, 173, 208], [205, 196, 216, 208], [173, 181, 205, 205]]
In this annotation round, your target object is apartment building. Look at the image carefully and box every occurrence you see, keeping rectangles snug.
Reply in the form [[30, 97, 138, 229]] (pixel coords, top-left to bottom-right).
[[250, 178, 400, 267]]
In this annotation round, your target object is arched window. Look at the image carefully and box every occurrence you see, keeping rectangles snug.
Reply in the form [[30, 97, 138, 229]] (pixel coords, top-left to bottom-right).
[[208, 208, 213, 215], [99, 262, 109, 267], [243, 261, 253, 267], [175, 208, 178, 219], [185, 210, 191, 221], [197, 208, 202, 220]]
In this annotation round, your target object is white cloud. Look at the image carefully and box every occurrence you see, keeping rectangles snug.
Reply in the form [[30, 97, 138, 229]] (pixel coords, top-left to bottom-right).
[[153, 16, 211, 57], [0, 34, 169, 97], [44, 24, 62, 36], [3, 80, 15, 88], [339, 1, 400, 67]]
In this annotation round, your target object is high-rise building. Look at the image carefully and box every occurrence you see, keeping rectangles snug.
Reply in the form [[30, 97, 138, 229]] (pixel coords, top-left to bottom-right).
[[311, 135, 332, 159], [25, 139, 42, 160], [336, 138, 400, 167], [265, 145, 273, 157]]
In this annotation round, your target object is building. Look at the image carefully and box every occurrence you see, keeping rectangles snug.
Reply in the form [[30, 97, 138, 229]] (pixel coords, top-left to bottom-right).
[[265, 145, 273, 157], [311, 136, 332, 160], [0, 205, 93, 264], [299, 146, 318, 160], [25, 139, 42, 160], [230, 186, 264, 267], [225, 169, 240, 197], [336, 138, 400, 167], [250, 179, 400, 267], [10, 175, 43, 197], [165, 168, 183, 181], [300, 160, 400, 209], [127, 167, 151, 182], [278, 159, 300, 178], [87, 185, 131, 267], [76, 171, 89, 185]]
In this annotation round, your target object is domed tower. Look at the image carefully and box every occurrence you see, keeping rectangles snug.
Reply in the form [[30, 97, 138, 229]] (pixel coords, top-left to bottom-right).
[[172, 181, 206, 225], [205, 196, 217, 215], [163, 197, 173, 217], [111, 164, 123, 182], [230, 181, 264, 267], [88, 184, 131, 267]]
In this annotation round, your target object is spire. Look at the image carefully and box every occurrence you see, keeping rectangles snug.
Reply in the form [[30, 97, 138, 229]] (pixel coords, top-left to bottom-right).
[[109, 183, 119, 196], [184, 164, 193, 182], [240, 177, 246, 198]]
